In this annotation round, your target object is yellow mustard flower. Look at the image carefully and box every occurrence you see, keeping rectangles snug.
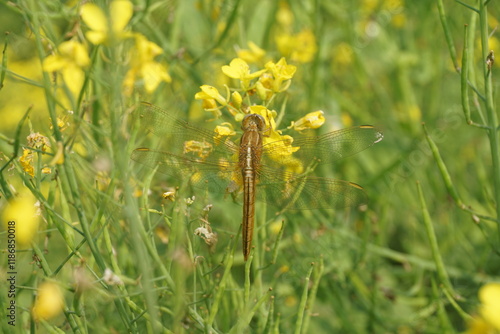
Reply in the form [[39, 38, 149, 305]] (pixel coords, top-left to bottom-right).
[[123, 34, 172, 95], [80, 0, 134, 45], [248, 106, 300, 163], [289, 110, 325, 132], [2, 192, 40, 247], [276, 29, 317, 63], [221, 58, 266, 90], [237, 41, 266, 63], [214, 123, 236, 144], [32, 282, 65, 321], [256, 73, 274, 100], [195, 85, 227, 106], [479, 283, 500, 330], [19, 149, 35, 177], [265, 58, 296, 92], [42, 40, 90, 96]]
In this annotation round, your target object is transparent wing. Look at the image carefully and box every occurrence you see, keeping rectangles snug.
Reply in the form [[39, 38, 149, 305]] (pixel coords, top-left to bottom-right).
[[262, 125, 383, 168], [132, 148, 367, 210], [133, 101, 239, 157], [255, 168, 367, 210], [131, 103, 380, 210], [131, 148, 240, 194]]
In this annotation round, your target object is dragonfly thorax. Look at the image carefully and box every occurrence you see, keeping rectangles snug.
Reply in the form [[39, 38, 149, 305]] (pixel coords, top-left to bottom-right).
[[241, 114, 266, 132]]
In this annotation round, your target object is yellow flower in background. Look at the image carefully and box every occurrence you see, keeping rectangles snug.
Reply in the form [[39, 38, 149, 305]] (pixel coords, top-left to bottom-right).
[[289, 110, 325, 132], [2, 192, 40, 247], [479, 283, 500, 330], [32, 282, 65, 321], [265, 58, 296, 92], [123, 34, 172, 95], [276, 2, 294, 28], [333, 42, 354, 66], [237, 41, 266, 63], [221, 58, 266, 90], [276, 29, 317, 63], [361, 0, 378, 13], [269, 220, 283, 235], [43, 40, 90, 96], [80, 0, 134, 45]]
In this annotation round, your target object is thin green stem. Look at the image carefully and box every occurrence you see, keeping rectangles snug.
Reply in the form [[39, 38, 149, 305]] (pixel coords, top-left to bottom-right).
[[416, 182, 456, 297], [437, 0, 459, 71], [479, 0, 500, 242]]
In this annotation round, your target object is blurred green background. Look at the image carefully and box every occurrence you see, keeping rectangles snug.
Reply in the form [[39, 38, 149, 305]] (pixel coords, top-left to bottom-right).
[[0, 0, 499, 333]]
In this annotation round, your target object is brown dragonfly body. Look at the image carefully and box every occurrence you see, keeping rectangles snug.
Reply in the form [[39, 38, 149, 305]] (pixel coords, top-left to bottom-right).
[[132, 102, 383, 261], [239, 114, 266, 260]]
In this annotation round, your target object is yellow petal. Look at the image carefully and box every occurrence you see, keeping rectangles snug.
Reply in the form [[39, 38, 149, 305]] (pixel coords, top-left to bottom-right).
[[62, 64, 85, 97], [479, 283, 500, 329], [200, 85, 226, 105], [19, 149, 34, 177], [201, 98, 217, 110], [214, 124, 236, 144], [57, 41, 89, 67], [2, 192, 39, 247], [85, 31, 107, 45], [32, 282, 65, 321], [42, 55, 66, 72], [80, 3, 107, 32], [110, 0, 133, 32], [237, 41, 265, 63], [135, 34, 163, 59], [221, 58, 249, 79], [292, 110, 325, 131], [141, 62, 171, 93]]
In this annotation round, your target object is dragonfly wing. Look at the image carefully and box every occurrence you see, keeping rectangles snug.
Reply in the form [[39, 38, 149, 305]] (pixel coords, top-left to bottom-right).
[[256, 169, 367, 210], [263, 125, 383, 167], [132, 148, 240, 194], [133, 102, 238, 157]]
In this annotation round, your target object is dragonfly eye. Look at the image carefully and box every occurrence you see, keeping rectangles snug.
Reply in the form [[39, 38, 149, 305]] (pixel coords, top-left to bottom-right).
[[242, 114, 266, 131]]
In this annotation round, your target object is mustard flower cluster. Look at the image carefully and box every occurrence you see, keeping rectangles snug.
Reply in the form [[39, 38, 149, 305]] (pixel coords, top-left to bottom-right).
[[42, 0, 171, 99], [194, 57, 325, 172]]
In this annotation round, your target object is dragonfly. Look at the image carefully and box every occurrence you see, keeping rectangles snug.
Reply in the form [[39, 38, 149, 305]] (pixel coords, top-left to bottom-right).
[[131, 102, 383, 261]]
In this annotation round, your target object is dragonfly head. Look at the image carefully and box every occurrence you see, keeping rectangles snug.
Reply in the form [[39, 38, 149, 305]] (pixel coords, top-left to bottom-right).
[[242, 114, 266, 132]]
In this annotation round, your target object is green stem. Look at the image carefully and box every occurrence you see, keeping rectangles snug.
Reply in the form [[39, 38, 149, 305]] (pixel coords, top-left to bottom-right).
[[436, 0, 459, 71], [416, 182, 456, 297], [479, 2, 500, 238]]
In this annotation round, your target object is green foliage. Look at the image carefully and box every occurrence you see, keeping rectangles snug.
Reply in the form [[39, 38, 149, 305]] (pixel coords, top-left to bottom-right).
[[0, 0, 499, 333]]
